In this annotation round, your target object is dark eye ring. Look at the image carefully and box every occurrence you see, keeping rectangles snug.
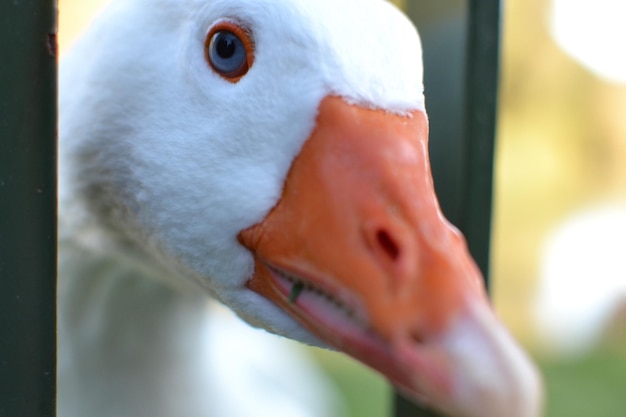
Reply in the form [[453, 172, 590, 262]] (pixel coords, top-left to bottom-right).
[[205, 21, 254, 82]]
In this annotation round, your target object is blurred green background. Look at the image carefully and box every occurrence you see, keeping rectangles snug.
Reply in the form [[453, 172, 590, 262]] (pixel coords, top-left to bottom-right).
[[59, 0, 626, 415]]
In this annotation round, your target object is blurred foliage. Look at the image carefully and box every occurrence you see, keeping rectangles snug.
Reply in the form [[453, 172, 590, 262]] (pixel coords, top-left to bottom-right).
[[390, 0, 405, 9], [313, 349, 391, 417], [540, 348, 626, 417], [495, 1, 626, 416], [493, 0, 626, 344]]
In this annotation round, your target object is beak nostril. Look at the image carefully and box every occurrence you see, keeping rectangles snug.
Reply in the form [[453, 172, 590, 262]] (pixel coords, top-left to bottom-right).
[[409, 328, 425, 346], [376, 229, 400, 261]]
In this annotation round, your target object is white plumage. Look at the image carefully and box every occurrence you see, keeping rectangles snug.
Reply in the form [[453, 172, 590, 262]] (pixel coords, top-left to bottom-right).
[[59, 0, 424, 344], [59, 0, 421, 415]]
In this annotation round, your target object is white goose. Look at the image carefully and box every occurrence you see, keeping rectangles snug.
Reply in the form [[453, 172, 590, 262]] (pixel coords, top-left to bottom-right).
[[58, 0, 543, 416]]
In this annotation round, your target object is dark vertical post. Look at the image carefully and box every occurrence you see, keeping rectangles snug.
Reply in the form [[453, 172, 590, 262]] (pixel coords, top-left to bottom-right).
[[394, 0, 501, 416], [458, 0, 502, 286], [0, 1, 58, 417]]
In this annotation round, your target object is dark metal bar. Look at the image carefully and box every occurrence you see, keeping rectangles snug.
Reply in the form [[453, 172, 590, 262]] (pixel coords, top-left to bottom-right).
[[394, 0, 501, 415], [0, 1, 58, 416], [458, 0, 502, 286], [408, 0, 469, 228]]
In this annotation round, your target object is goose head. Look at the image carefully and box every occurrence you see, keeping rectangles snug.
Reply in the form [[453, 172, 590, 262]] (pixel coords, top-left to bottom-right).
[[60, 0, 542, 415]]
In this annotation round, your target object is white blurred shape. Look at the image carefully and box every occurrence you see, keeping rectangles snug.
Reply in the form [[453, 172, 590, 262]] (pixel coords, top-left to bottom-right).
[[202, 303, 345, 417], [535, 205, 626, 356], [551, 0, 626, 84]]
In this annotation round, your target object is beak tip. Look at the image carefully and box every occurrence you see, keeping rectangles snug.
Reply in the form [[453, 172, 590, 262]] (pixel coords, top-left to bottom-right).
[[397, 301, 544, 417]]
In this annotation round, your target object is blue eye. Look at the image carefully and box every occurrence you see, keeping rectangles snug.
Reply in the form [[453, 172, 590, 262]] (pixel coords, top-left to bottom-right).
[[206, 23, 253, 82]]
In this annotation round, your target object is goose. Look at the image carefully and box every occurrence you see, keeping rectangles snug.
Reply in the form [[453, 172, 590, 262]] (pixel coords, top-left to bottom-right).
[[58, 0, 543, 416]]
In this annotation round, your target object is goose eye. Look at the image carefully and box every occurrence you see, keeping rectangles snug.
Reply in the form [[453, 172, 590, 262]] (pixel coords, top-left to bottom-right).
[[205, 22, 254, 82]]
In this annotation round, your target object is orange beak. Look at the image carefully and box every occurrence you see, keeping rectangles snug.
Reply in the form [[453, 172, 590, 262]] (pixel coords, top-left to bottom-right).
[[239, 96, 542, 417]]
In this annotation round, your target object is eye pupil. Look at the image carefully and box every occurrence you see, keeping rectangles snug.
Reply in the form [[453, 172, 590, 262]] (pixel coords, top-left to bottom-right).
[[216, 35, 236, 59]]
